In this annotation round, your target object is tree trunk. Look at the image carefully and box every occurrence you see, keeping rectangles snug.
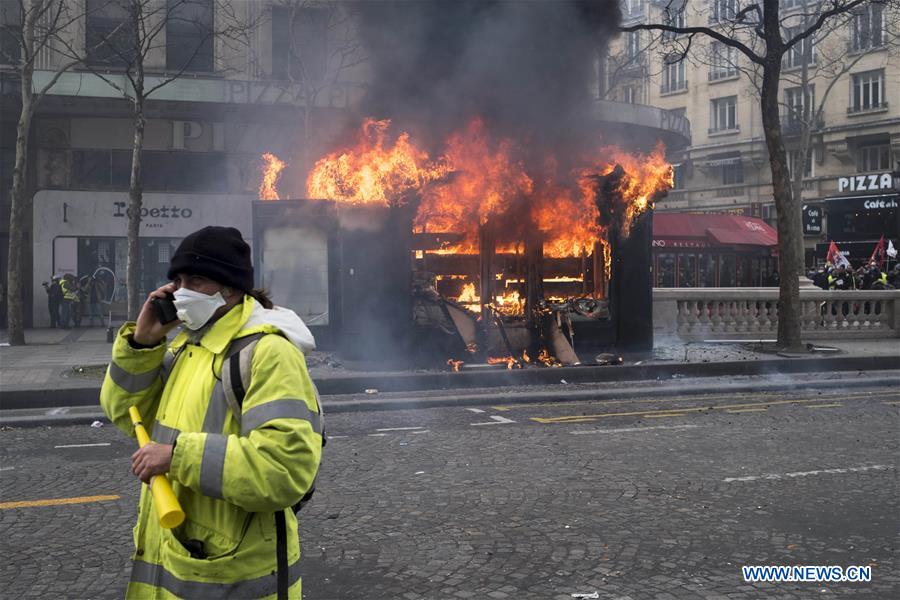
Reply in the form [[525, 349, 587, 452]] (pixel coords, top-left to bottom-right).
[[6, 103, 34, 345], [126, 100, 146, 320], [761, 1, 804, 350], [5, 1, 39, 345]]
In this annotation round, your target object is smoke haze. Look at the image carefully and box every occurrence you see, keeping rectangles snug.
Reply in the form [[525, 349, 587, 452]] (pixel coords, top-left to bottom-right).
[[350, 0, 622, 162]]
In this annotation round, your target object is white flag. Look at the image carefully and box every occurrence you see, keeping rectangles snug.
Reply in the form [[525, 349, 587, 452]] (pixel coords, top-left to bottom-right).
[[888, 240, 897, 258]]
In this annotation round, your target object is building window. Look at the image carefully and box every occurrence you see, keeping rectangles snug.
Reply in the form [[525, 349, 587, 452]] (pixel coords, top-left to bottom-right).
[[71, 149, 227, 192], [671, 163, 685, 189], [272, 5, 328, 81], [661, 55, 686, 93], [780, 0, 805, 9], [625, 30, 641, 60], [788, 150, 813, 180], [72, 150, 132, 188], [784, 85, 815, 125], [0, 2, 22, 64], [851, 3, 884, 52], [623, 84, 639, 104], [662, 4, 685, 40], [709, 41, 737, 80], [722, 159, 743, 185], [86, 0, 134, 67], [657, 253, 675, 287], [710, 96, 737, 131], [166, 0, 214, 72], [710, 0, 736, 24], [856, 143, 891, 172], [850, 69, 886, 112], [622, 0, 643, 19], [783, 26, 815, 69], [698, 254, 717, 287], [678, 254, 697, 287]]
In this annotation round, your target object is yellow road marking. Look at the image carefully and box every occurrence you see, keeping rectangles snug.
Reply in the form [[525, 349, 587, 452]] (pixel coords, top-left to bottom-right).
[[644, 413, 688, 418], [0, 495, 120, 510], [494, 390, 897, 412], [726, 408, 768, 414], [805, 403, 843, 409]]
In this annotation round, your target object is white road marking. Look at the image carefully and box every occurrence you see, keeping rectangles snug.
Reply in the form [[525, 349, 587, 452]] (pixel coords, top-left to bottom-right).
[[412, 430, 430, 434], [47, 407, 70, 415], [724, 464, 893, 483], [367, 433, 388, 437], [570, 424, 701, 435], [465, 408, 486, 413], [54, 443, 112, 449], [0, 467, 15, 471], [471, 415, 516, 426], [376, 426, 425, 432], [327, 435, 347, 439]]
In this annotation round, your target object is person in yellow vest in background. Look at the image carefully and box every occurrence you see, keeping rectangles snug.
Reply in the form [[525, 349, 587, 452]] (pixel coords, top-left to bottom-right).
[[59, 273, 80, 328], [101, 226, 323, 599]]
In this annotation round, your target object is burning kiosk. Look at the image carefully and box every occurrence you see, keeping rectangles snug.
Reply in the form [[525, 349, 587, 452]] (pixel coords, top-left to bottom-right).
[[253, 120, 674, 369]]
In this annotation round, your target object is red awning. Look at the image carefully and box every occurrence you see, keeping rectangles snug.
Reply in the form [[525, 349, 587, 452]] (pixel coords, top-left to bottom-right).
[[653, 213, 778, 248]]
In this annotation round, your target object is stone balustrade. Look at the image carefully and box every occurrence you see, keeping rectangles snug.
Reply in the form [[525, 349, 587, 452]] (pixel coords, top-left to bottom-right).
[[653, 286, 900, 340]]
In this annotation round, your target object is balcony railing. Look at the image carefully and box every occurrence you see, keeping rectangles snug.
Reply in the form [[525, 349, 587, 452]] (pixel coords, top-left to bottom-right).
[[660, 80, 688, 94], [780, 114, 824, 136], [848, 101, 888, 115]]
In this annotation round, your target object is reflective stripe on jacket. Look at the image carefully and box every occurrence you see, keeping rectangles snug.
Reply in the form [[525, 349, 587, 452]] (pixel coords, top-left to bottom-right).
[[100, 295, 322, 599], [60, 279, 79, 302]]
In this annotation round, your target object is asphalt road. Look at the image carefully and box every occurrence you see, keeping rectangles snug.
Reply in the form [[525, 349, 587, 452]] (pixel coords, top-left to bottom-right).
[[1, 384, 898, 599]]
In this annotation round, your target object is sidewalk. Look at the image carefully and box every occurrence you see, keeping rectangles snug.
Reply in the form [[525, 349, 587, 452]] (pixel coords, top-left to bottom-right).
[[2, 326, 898, 411]]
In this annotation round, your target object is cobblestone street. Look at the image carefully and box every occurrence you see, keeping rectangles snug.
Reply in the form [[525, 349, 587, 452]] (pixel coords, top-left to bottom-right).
[[1, 384, 898, 599]]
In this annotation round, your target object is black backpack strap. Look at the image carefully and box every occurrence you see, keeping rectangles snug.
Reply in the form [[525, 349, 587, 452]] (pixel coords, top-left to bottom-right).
[[275, 509, 288, 600], [221, 333, 268, 427]]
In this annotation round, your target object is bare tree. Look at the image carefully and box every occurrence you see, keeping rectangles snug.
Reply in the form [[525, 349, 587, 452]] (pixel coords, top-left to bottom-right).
[[56, 0, 254, 319], [621, 0, 893, 350], [2, 0, 115, 345], [256, 0, 366, 177]]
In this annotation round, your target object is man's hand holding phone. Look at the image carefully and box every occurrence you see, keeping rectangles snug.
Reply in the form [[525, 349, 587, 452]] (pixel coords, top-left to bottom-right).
[[133, 283, 180, 346]]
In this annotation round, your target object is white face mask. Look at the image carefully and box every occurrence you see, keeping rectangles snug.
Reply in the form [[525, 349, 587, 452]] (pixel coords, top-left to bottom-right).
[[172, 288, 226, 330]]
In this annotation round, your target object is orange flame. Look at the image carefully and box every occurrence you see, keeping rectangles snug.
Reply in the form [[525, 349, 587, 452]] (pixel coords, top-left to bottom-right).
[[303, 119, 673, 256], [307, 118, 451, 206], [259, 152, 286, 200]]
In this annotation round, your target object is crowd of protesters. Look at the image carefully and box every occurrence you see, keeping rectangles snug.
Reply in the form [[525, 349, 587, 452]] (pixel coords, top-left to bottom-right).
[[808, 262, 899, 291], [41, 272, 108, 328]]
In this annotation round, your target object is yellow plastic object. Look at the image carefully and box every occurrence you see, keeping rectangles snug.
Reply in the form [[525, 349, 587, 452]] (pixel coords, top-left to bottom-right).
[[129, 406, 185, 529]]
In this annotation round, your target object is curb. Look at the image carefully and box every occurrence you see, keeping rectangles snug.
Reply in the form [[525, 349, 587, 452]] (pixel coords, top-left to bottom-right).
[[3, 373, 898, 429], [2, 354, 898, 411]]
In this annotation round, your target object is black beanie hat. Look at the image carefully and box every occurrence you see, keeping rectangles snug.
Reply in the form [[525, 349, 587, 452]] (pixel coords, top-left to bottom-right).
[[167, 226, 254, 291]]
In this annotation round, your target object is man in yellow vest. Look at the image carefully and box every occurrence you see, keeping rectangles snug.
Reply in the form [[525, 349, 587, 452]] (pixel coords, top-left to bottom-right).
[[101, 226, 322, 599]]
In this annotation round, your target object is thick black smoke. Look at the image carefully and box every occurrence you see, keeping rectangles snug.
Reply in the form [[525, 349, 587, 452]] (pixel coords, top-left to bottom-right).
[[349, 0, 621, 162]]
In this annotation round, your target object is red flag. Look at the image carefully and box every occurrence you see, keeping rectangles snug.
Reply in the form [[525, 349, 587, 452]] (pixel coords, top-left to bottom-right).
[[869, 235, 886, 268], [826, 241, 850, 269]]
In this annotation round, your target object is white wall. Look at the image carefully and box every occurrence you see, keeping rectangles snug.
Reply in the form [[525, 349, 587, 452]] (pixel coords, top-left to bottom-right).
[[32, 191, 254, 327]]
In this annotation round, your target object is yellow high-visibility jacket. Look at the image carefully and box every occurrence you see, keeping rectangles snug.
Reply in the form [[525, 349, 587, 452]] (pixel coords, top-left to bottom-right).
[[101, 295, 322, 599]]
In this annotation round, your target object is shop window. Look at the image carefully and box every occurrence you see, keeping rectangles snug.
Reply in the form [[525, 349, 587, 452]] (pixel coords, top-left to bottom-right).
[[678, 254, 697, 287], [856, 143, 891, 172], [710, 96, 737, 131], [166, 0, 214, 73], [719, 255, 736, 287], [143, 151, 228, 192], [851, 3, 884, 52], [657, 253, 675, 287], [698, 254, 717, 287], [271, 5, 327, 81], [850, 69, 885, 112], [86, 0, 134, 67]]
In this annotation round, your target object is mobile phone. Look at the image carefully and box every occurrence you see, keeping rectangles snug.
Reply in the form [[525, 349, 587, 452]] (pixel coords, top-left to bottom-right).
[[151, 293, 179, 325]]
